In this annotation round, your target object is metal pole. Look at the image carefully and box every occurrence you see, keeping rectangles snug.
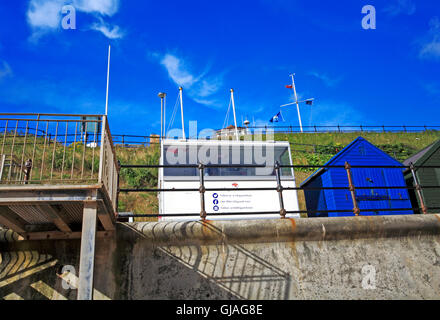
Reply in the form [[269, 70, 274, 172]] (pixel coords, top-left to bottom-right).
[[290, 74, 303, 133], [230, 89, 239, 141], [160, 97, 163, 140], [179, 87, 186, 140], [275, 161, 286, 218], [158, 93, 167, 140], [410, 162, 427, 214], [345, 161, 360, 216], [105, 45, 111, 116], [163, 94, 167, 138], [198, 163, 207, 220]]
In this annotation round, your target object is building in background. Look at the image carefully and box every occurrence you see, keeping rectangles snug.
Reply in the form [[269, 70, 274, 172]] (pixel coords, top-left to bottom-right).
[[215, 125, 249, 138]]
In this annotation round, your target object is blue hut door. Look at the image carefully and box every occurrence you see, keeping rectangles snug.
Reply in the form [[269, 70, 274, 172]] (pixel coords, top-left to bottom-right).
[[352, 168, 391, 215]]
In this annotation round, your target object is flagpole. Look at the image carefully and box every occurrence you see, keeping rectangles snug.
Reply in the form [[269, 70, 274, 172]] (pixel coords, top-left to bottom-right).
[[105, 44, 111, 116], [290, 73, 303, 133], [179, 87, 186, 139], [230, 88, 239, 141], [163, 94, 166, 138]]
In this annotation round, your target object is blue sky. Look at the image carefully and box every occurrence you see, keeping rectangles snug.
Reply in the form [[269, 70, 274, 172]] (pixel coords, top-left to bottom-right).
[[0, 0, 439, 136]]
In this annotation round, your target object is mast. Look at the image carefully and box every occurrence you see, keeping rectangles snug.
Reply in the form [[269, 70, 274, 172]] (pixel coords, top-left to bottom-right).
[[105, 45, 111, 116], [290, 73, 303, 133], [179, 87, 186, 139], [230, 88, 239, 141]]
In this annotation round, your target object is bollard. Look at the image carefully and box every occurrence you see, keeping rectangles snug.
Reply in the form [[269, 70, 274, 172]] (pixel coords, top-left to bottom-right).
[[198, 163, 207, 220], [345, 161, 360, 216], [274, 161, 286, 218]]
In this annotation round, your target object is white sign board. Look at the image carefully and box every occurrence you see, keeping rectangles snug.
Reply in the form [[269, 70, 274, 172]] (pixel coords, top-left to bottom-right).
[[159, 180, 300, 221]]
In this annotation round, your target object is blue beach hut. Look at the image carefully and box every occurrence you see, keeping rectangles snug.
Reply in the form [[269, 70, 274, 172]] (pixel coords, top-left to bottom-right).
[[300, 137, 413, 217]]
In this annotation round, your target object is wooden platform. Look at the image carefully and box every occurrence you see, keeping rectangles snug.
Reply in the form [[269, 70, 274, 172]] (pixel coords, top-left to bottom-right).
[[0, 184, 116, 240]]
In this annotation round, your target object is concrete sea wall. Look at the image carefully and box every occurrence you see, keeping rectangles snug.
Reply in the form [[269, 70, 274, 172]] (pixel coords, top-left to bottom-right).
[[1, 215, 440, 299]]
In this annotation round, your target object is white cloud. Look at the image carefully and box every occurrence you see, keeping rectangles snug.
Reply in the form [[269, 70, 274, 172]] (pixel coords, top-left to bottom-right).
[[196, 79, 222, 98], [159, 54, 223, 107], [91, 18, 124, 39], [72, 0, 119, 16], [0, 61, 12, 79], [419, 17, 440, 60], [26, 0, 123, 40], [27, 0, 62, 29], [383, 0, 416, 16], [160, 54, 198, 88]]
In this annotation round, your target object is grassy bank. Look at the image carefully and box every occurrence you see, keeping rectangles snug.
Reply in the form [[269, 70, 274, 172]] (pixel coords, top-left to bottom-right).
[[116, 131, 440, 217]]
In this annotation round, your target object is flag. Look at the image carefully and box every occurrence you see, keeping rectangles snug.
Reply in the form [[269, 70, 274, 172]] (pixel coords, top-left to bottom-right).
[[305, 99, 314, 106], [285, 85, 293, 89], [269, 111, 285, 123]]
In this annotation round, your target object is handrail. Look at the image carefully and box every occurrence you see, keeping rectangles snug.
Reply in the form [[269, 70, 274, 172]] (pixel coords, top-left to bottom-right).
[[118, 162, 439, 219]]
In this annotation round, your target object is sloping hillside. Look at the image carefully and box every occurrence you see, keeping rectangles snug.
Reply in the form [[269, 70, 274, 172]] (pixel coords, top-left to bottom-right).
[[117, 131, 440, 217]]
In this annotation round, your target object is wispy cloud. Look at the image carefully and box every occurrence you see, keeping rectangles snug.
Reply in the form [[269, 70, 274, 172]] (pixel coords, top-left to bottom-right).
[[72, 0, 119, 16], [159, 53, 224, 107], [91, 17, 124, 39], [383, 0, 416, 16], [160, 54, 199, 87], [419, 17, 440, 60], [0, 61, 12, 80], [26, 0, 123, 41], [309, 71, 342, 87]]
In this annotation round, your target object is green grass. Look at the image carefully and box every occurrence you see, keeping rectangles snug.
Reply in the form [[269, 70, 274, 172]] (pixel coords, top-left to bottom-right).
[[3, 131, 440, 218], [115, 131, 440, 217]]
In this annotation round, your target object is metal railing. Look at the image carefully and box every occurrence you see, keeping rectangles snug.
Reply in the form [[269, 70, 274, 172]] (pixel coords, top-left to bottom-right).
[[117, 162, 440, 220], [0, 113, 119, 210], [111, 125, 440, 145], [242, 125, 440, 134]]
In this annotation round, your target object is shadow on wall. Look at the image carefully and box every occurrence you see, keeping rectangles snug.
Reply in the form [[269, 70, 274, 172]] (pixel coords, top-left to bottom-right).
[[120, 221, 292, 300], [1, 222, 293, 300], [0, 229, 111, 300]]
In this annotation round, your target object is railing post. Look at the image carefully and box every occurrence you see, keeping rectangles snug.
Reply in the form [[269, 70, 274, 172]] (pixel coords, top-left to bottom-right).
[[410, 162, 427, 214], [275, 161, 286, 218], [198, 163, 207, 220], [345, 161, 360, 216], [98, 116, 106, 184], [116, 160, 121, 212]]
